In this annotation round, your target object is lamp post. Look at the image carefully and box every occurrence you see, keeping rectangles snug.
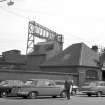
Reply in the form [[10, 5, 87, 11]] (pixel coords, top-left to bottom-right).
[[0, 0, 14, 6], [0, 0, 7, 2]]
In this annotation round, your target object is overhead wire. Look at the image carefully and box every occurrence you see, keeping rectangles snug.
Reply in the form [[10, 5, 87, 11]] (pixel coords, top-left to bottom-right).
[[0, 5, 99, 47], [0, 5, 31, 20], [10, 6, 58, 16], [63, 31, 101, 47]]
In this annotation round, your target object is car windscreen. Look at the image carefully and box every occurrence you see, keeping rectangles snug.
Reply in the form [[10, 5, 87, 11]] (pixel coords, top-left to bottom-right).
[[55, 81, 64, 85], [83, 82, 96, 87]]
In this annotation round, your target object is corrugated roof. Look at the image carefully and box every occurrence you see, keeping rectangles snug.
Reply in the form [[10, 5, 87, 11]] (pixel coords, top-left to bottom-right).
[[41, 43, 99, 67]]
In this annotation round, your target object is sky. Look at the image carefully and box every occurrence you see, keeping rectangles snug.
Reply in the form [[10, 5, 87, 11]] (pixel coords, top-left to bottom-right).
[[0, 0, 105, 55]]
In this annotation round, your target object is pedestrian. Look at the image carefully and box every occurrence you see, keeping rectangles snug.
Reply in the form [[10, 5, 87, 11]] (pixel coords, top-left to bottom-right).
[[64, 80, 73, 100], [70, 80, 73, 95]]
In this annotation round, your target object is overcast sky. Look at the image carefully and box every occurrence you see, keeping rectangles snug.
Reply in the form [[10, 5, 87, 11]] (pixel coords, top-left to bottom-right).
[[0, 0, 105, 54]]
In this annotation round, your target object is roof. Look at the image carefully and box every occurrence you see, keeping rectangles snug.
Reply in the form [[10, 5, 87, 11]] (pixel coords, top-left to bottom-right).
[[27, 79, 49, 81], [41, 43, 99, 67]]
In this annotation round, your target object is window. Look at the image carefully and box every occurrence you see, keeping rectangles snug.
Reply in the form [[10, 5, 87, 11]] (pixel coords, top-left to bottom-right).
[[98, 83, 105, 86], [37, 80, 45, 86], [55, 81, 64, 85], [48, 81, 55, 86], [37, 80, 52, 87], [45, 44, 54, 51], [86, 70, 98, 81], [25, 80, 38, 86]]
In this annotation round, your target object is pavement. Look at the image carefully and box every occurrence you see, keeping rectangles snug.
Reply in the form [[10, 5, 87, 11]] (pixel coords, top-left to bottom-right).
[[0, 92, 105, 105]]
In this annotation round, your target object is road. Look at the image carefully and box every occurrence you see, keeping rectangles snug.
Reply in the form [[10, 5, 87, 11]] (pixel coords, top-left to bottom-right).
[[0, 95, 105, 105]]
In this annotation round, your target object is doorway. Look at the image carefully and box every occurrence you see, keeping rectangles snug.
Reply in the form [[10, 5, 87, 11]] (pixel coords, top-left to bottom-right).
[[102, 71, 105, 81]]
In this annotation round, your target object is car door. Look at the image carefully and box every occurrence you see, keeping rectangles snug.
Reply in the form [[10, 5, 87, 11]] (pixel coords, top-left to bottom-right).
[[45, 80, 61, 96], [102, 83, 105, 94], [36, 80, 48, 96], [37, 80, 60, 96]]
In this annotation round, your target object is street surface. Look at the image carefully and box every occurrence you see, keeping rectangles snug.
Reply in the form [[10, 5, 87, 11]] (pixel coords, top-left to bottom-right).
[[0, 95, 105, 105]]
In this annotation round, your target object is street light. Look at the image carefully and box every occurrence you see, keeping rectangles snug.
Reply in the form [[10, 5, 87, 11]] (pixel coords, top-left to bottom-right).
[[0, 0, 14, 6], [7, 0, 14, 6], [0, 0, 7, 2]]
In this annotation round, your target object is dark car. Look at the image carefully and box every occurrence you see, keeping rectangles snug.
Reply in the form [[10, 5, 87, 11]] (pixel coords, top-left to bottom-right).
[[80, 81, 105, 97]]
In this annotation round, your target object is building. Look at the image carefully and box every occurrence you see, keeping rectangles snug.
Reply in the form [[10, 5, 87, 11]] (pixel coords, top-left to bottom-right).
[[0, 50, 26, 70], [40, 43, 102, 86], [26, 41, 62, 70], [0, 43, 102, 86]]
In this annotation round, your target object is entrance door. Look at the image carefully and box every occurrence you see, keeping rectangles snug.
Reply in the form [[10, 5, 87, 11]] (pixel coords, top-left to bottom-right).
[[102, 71, 105, 81]]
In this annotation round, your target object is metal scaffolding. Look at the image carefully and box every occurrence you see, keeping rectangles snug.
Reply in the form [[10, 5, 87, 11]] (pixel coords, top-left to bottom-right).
[[26, 21, 64, 55]]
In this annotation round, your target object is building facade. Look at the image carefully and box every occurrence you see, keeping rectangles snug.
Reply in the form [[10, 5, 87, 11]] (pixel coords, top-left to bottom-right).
[[40, 43, 102, 86], [0, 43, 102, 87]]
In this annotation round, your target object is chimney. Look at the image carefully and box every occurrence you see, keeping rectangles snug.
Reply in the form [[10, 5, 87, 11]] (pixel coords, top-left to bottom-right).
[[91, 45, 98, 52]]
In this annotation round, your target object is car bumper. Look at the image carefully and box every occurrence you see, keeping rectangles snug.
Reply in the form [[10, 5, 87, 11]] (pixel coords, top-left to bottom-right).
[[81, 91, 97, 94]]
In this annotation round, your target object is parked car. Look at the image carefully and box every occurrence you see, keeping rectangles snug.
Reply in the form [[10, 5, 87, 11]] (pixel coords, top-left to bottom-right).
[[0, 80, 25, 98], [80, 81, 105, 97], [12, 79, 66, 99], [54, 80, 78, 95]]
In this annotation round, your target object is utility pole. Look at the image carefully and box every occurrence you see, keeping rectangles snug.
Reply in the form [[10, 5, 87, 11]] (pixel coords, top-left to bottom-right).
[[26, 21, 64, 55]]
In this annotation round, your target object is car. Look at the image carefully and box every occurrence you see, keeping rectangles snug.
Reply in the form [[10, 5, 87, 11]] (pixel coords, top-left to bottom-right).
[[80, 81, 105, 97], [54, 80, 78, 95], [0, 80, 25, 98], [12, 79, 66, 99]]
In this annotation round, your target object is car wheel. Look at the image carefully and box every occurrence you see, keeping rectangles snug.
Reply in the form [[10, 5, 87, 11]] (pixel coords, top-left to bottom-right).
[[97, 92, 102, 97], [22, 96, 27, 99], [60, 91, 66, 98], [87, 93, 92, 97], [1, 91, 8, 98], [52, 96, 57, 98], [28, 92, 37, 99]]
